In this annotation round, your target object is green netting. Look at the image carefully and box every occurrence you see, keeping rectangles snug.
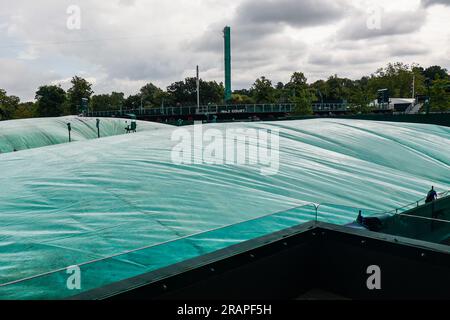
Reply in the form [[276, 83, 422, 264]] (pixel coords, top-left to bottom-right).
[[0, 116, 167, 153], [0, 118, 449, 299]]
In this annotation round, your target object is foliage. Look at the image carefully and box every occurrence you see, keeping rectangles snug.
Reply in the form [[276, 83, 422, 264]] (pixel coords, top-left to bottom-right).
[[167, 78, 223, 106], [429, 77, 450, 111], [423, 66, 449, 81], [67, 76, 94, 115], [251, 76, 275, 104], [2, 62, 450, 121], [140, 83, 165, 107], [35, 85, 66, 117], [13, 102, 38, 119], [291, 88, 316, 115], [0, 89, 20, 120], [91, 92, 125, 111], [123, 94, 141, 110], [231, 93, 255, 105]]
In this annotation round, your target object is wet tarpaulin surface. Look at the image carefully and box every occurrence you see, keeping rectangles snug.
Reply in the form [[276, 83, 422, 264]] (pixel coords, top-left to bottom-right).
[[0, 119, 449, 299], [0, 116, 167, 153]]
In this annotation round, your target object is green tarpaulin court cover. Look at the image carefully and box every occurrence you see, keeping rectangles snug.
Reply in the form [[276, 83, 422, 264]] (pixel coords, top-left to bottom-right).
[[0, 116, 165, 153], [0, 118, 449, 299]]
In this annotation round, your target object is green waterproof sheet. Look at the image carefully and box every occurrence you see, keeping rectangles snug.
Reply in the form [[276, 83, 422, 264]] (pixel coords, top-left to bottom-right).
[[0, 118, 449, 299], [0, 116, 167, 153]]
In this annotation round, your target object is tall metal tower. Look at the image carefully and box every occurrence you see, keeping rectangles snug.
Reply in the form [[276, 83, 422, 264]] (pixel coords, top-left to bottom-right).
[[223, 26, 232, 103]]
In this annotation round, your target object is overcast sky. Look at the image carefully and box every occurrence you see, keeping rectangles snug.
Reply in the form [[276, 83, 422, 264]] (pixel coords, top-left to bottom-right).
[[0, 0, 449, 101]]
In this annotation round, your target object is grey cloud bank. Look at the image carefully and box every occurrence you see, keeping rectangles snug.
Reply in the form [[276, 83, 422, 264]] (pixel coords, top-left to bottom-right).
[[0, 0, 449, 101]]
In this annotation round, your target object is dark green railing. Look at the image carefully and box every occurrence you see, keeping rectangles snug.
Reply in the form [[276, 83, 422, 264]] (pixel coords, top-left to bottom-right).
[[89, 104, 296, 118]]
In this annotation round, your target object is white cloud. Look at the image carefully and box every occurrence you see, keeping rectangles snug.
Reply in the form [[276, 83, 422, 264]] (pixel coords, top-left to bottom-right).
[[0, 58, 60, 100], [338, 7, 427, 40], [0, 0, 449, 101]]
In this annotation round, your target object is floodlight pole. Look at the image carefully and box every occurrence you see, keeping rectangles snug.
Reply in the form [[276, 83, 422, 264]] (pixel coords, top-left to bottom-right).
[[196, 65, 200, 112]]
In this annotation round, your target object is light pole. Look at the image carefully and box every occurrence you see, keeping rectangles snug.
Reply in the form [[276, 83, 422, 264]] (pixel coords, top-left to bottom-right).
[[317, 89, 324, 110], [196, 65, 200, 112], [140, 95, 144, 115], [425, 78, 431, 115]]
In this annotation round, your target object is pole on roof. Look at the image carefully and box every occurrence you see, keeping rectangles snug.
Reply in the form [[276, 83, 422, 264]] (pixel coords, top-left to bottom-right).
[[96, 118, 101, 138], [67, 123, 72, 142]]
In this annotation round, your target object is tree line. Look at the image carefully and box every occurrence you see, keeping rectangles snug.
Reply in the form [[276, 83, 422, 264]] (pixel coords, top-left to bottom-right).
[[1, 62, 449, 121]]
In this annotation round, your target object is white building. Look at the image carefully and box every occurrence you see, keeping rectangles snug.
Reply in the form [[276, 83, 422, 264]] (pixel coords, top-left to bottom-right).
[[370, 98, 419, 113]]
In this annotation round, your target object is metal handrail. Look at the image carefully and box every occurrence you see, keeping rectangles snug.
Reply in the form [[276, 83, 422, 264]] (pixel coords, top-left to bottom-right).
[[312, 103, 348, 112], [396, 213, 450, 224], [382, 190, 449, 216], [89, 103, 296, 117]]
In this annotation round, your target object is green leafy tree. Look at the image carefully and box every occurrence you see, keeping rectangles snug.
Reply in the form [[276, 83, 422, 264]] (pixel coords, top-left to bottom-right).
[[123, 94, 141, 110], [91, 94, 112, 111], [368, 62, 422, 98], [412, 64, 426, 96], [311, 80, 327, 102], [140, 83, 164, 108], [323, 75, 354, 102], [13, 102, 38, 119], [291, 89, 316, 115], [251, 76, 275, 104], [231, 93, 255, 104], [199, 80, 224, 105], [166, 81, 187, 105], [286, 72, 308, 91], [86, 92, 125, 112], [282, 72, 307, 103], [430, 77, 450, 111], [110, 92, 125, 110], [35, 85, 66, 117], [349, 88, 375, 114], [275, 82, 284, 90], [67, 76, 94, 115], [0, 89, 20, 120], [423, 66, 449, 81], [167, 78, 223, 105]]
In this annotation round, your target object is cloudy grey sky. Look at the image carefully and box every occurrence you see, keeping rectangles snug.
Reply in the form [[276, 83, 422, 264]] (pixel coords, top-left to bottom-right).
[[0, 0, 449, 101]]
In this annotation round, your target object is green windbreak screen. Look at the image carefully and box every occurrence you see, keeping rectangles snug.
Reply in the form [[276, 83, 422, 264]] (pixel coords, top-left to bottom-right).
[[0, 116, 168, 153], [0, 119, 449, 299]]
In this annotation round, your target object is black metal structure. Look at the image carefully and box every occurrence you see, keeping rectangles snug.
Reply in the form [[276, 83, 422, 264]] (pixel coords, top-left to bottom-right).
[[72, 222, 450, 300], [90, 104, 295, 123]]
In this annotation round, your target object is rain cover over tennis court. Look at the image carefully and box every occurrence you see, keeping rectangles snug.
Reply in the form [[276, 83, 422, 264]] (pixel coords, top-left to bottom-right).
[[0, 118, 449, 299]]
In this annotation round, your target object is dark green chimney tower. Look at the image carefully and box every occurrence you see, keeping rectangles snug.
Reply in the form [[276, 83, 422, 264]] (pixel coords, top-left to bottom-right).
[[223, 26, 232, 103]]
